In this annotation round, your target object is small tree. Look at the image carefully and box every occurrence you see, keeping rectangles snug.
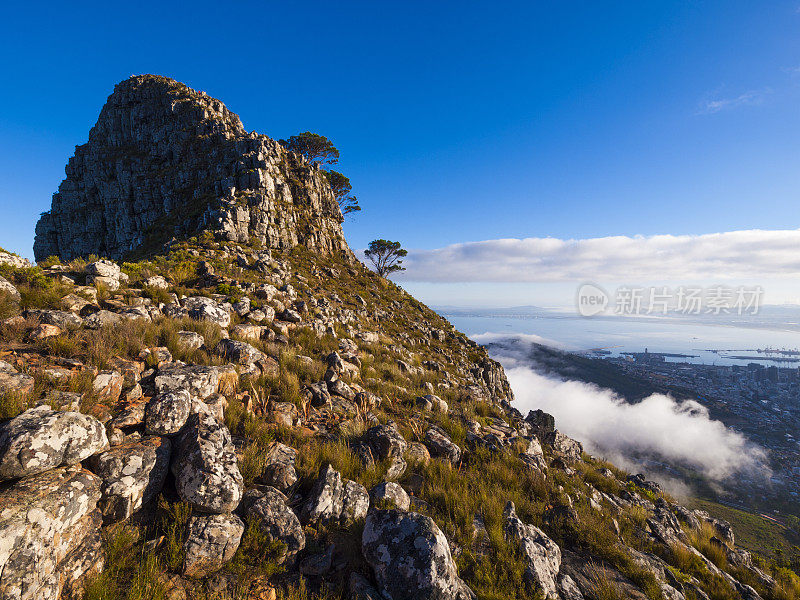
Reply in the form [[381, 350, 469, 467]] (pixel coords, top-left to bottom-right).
[[364, 239, 407, 278], [325, 170, 361, 216], [279, 132, 339, 167]]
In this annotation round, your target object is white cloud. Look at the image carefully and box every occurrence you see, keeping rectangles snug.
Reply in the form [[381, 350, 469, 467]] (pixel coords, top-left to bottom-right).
[[697, 88, 772, 114], [387, 229, 800, 283], [504, 363, 770, 482]]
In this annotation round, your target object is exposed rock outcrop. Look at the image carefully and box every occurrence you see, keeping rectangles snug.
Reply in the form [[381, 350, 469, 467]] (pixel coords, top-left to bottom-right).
[[34, 75, 351, 262]]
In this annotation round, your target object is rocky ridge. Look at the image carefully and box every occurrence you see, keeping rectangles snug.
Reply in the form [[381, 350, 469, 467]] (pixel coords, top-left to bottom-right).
[[34, 75, 350, 262]]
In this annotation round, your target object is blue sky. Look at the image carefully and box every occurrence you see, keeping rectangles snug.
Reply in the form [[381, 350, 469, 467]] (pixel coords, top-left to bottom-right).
[[2, 2, 800, 305]]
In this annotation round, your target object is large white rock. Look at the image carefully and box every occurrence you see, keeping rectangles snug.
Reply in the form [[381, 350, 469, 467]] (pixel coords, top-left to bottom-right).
[[171, 412, 243, 513], [0, 406, 108, 481], [362, 509, 475, 600]]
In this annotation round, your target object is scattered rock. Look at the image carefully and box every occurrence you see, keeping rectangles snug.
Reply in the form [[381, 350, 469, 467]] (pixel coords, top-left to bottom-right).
[[362, 509, 475, 600], [424, 425, 462, 464], [238, 487, 305, 565], [145, 389, 192, 435], [89, 436, 171, 522], [171, 412, 243, 513], [370, 481, 410, 510], [182, 513, 244, 578], [0, 465, 103, 600], [176, 330, 205, 351], [301, 464, 369, 526], [504, 501, 561, 599], [0, 405, 108, 481]]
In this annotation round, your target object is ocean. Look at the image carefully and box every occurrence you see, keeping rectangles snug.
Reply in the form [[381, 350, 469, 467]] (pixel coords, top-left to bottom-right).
[[443, 310, 800, 367]]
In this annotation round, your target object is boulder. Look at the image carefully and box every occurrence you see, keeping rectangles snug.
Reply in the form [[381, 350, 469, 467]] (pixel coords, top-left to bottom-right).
[[138, 346, 173, 367], [214, 338, 263, 365], [543, 430, 582, 464], [503, 501, 561, 599], [171, 412, 243, 513], [0, 465, 103, 600], [266, 401, 298, 427], [108, 398, 147, 428], [232, 297, 251, 316], [327, 376, 355, 400], [60, 293, 91, 313], [229, 324, 264, 342], [83, 309, 123, 329], [185, 297, 231, 327], [0, 275, 20, 301], [92, 370, 124, 404], [176, 330, 205, 351], [304, 382, 331, 407], [145, 389, 192, 435], [365, 422, 408, 460], [85, 260, 121, 279], [238, 487, 305, 565], [406, 441, 431, 465], [362, 510, 475, 600], [26, 309, 83, 329], [423, 425, 462, 464], [182, 513, 245, 578], [88, 436, 171, 522], [28, 323, 62, 340], [370, 481, 410, 511], [256, 441, 298, 492], [0, 405, 108, 481], [279, 308, 302, 323], [143, 275, 169, 289], [300, 544, 334, 576], [0, 365, 35, 396], [301, 464, 368, 526], [155, 364, 222, 399], [350, 572, 383, 600], [416, 394, 448, 413]]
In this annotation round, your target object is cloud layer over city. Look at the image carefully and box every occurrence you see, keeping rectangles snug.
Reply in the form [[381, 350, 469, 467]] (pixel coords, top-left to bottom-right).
[[390, 229, 800, 283]]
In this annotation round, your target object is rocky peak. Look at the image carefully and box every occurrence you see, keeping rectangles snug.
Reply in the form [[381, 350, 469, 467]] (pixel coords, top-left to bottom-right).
[[34, 74, 350, 262]]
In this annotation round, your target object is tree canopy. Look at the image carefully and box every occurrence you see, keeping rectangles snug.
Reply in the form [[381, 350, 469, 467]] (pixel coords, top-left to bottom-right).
[[279, 132, 339, 167], [364, 239, 407, 278], [325, 170, 361, 216]]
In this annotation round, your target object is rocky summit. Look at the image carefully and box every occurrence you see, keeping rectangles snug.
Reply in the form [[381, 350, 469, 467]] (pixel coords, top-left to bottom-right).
[[34, 75, 349, 262], [0, 76, 795, 600]]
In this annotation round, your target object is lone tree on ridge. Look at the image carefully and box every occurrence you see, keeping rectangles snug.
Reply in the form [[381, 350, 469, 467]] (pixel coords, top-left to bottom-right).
[[279, 132, 340, 167], [364, 239, 407, 278]]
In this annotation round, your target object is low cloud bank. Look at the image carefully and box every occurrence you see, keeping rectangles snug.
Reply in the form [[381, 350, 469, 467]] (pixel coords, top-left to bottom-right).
[[488, 339, 770, 483], [391, 229, 800, 282]]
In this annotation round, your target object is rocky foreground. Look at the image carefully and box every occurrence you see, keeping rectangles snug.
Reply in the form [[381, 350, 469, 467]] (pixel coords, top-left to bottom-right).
[[0, 246, 790, 600], [1, 75, 797, 600]]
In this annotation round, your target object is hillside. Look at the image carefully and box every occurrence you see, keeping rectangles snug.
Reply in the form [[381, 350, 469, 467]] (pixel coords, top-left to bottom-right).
[[0, 76, 798, 600]]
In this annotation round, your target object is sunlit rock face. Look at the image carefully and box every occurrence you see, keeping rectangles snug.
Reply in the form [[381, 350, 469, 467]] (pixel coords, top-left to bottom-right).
[[34, 74, 350, 262]]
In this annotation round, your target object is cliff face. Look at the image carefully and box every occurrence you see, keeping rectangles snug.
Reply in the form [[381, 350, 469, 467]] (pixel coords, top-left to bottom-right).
[[34, 75, 349, 262]]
